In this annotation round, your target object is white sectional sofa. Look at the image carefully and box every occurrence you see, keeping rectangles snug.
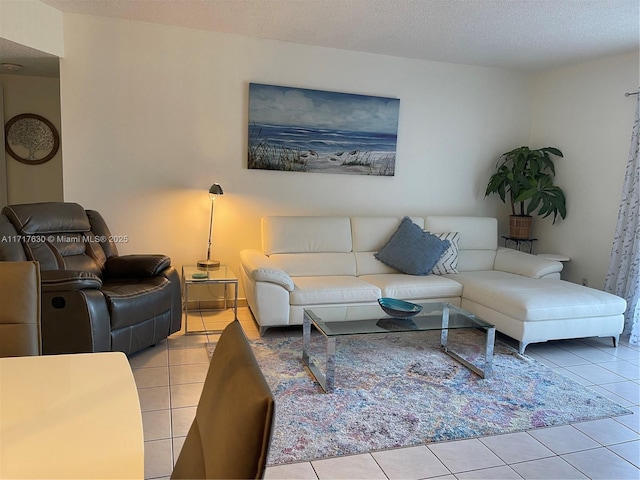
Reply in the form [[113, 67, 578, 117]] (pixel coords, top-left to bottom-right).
[[239, 215, 626, 353]]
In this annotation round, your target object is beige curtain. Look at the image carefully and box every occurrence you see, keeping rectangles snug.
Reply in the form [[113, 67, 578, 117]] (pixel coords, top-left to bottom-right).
[[605, 93, 640, 345]]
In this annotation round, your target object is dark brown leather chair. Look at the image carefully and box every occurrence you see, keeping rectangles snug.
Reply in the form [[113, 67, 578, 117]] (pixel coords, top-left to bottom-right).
[[0, 202, 181, 355], [172, 320, 275, 479], [0, 261, 41, 356]]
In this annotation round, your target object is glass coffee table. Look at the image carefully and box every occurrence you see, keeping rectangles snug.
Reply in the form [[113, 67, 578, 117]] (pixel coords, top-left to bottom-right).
[[303, 302, 495, 393]]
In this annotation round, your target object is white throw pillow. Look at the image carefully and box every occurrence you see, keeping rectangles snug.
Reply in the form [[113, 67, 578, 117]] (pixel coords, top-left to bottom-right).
[[430, 232, 460, 274]]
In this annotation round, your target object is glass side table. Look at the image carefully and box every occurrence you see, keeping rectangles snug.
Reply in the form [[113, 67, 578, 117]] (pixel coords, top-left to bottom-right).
[[181, 264, 238, 334]]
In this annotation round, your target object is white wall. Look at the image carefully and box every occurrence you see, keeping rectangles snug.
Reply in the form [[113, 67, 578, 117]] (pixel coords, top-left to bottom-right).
[[529, 51, 639, 287], [0, 0, 63, 56], [0, 1, 64, 206], [59, 13, 532, 290]]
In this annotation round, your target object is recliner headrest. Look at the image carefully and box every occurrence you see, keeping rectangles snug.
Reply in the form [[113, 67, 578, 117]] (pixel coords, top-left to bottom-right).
[[2, 202, 91, 235]]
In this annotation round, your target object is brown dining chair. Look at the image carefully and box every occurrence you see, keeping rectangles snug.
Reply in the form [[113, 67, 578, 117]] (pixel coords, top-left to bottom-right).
[[0, 261, 41, 356], [171, 320, 275, 479]]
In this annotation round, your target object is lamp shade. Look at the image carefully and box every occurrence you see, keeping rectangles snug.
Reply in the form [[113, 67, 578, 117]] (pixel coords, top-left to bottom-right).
[[209, 183, 223, 195]]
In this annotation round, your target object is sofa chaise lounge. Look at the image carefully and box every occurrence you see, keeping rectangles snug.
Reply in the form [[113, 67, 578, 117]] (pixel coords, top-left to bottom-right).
[[240, 215, 626, 353]]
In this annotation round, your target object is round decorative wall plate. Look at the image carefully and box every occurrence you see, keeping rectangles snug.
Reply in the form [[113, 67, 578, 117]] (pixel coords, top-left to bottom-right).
[[4, 113, 60, 165]]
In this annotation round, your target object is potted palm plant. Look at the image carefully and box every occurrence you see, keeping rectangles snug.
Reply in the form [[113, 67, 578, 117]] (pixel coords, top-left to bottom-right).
[[485, 146, 567, 239]]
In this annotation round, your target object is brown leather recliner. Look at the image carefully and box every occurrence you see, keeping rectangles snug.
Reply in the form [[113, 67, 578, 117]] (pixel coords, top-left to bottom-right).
[[0, 202, 182, 356]]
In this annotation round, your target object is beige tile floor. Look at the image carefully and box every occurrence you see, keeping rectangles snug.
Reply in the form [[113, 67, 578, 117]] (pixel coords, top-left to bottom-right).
[[128, 308, 640, 480]]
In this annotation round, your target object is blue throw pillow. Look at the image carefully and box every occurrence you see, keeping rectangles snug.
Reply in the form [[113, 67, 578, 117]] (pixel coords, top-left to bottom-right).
[[375, 217, 451, 275]]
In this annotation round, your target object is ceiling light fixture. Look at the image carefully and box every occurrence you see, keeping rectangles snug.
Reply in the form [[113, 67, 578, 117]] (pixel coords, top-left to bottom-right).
[[1, 63, 23, 71]]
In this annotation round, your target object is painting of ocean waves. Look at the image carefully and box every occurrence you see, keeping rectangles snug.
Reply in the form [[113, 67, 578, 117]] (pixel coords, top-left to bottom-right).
[[248, 84, 400, 176]]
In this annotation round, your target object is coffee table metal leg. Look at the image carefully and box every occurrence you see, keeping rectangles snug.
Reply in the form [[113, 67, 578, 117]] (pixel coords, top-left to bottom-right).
[[324, 337, 336, 392], [302, 311, 312, 365], [440, 304, 494, 379], [302, 312, 335, 393], [484, 326, 495, 377], [440, 304, 449, 348]]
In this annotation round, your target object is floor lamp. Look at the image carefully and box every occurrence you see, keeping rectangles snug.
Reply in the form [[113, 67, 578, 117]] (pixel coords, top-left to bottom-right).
[[197, 183, 223, 270]]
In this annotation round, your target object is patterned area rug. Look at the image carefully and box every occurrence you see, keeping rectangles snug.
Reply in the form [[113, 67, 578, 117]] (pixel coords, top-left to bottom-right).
[[207, 329, 630, 466]]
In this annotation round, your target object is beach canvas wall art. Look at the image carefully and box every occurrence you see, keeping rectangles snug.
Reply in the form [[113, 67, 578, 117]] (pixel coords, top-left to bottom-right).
[[248, 83, 400, 176]]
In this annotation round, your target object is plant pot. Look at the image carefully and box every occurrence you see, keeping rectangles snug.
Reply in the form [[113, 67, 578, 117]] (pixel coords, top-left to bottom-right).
[[509, 215, 533, 239]]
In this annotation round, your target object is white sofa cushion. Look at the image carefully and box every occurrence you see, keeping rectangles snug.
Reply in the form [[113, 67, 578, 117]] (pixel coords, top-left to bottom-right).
[[424, 216, 497, 271], [270, 252, 356, 277], [494, 247, 562, 278], [450, 271, 627, 321], [355, 252, 399, 275], [262, 216, 352, 254], [359, 274, 463, 299], [351, 216, 425, 253], [290, 276, 381, 305]]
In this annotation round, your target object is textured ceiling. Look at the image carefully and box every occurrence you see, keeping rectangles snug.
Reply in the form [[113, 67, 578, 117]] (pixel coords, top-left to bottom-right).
[[2, 0, 639, 77]]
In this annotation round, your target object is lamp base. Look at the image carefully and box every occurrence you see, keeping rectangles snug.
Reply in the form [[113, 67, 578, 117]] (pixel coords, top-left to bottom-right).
[[197, 259, 220, 270]]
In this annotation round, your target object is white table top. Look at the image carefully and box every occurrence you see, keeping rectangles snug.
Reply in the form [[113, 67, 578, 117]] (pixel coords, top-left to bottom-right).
[[0, 352, 144, 479]]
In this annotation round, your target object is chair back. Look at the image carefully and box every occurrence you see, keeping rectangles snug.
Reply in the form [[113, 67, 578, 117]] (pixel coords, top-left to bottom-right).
[[0, 261, 41, 356], [172, 320, 275, 479], [2, 202, 108, 275]]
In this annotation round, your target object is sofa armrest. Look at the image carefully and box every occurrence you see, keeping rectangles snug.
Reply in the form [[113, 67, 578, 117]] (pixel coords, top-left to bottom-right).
[[494, 247, 563, 279], [105, 254, 171, 278], [240, 249, 294, 291], [41, 270, 103, 291]]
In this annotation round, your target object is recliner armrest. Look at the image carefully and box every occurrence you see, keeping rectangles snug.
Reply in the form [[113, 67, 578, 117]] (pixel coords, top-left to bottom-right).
[[240, 249, 294, 291], [105, 254, 171, 278], [41, 270, 103, 291], [494, 247, 563, 278]]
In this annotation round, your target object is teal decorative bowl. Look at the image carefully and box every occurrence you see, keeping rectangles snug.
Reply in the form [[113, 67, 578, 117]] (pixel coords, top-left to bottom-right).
[[378, 298, 423, 318]]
